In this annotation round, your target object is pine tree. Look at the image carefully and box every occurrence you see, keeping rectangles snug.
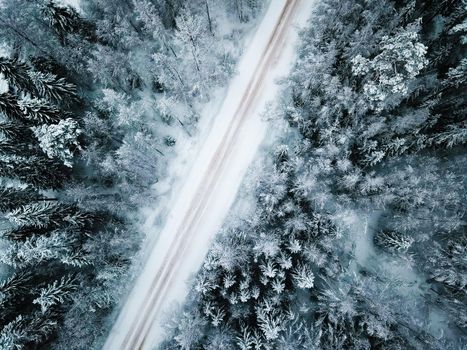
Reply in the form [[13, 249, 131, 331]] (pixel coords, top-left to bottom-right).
[[5, 202, 61, 229], [32, 118, 82, 167], [1, 93, 65, 125], [0, 187, 42, 212], [0, 228, 85, 268], [4, 201, 92, 231], [0, 122, 38, 158], [0, 92, 23, 121], [114, 131, 161, 188], [444, 58, 467, 88], [27, 70, 77, 102], [351, 23, 428, 108], [175, 9, 205, 74], [430, 239, 466, 294], [236, 326, 255, 350], [0, 56, 77, 101], [291, 263, 315, 289], [0, 271, 32, 313], [0, 315, 28, 350], [18, 96, 63, 125], [0, 139, 24, 156], [0, 56, 31, 92], [374, 230, 414, 253], [1, 225, 48, 241], [41, 0, 80, 44], [0, 122, 33, 141], [231, 0, 263, 23], [0, 312, 60, 349], [134, 0, 165, 40], [424, 122, 467, 148], [33, 275, 78, 313], [0, 154, 69, 189], [0, 271, 32, 298]]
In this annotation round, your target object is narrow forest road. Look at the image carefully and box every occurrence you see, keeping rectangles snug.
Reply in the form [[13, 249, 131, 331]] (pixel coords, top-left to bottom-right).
[[103, 1, 314, 349]]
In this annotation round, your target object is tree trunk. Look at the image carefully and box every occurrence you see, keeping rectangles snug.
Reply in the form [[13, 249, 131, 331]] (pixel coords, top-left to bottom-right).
[[204, 0, 213, 35]]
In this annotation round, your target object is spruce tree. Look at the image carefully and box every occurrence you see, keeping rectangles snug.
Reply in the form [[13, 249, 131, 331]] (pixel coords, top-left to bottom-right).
[[0, 122, 34, 141], [33, 275, 78, 313], [41, 0, 80, 44], [5, 202, 61, 229], [0, 92, 23, 121], [0, 57, 31, 92], [0, 271, 32, 299], [27, 70, 77, 102], [374, 230, 414, 253], [0, 155, 69, 189], [18, 96, 63, 125], [0, 187, 42, 212]]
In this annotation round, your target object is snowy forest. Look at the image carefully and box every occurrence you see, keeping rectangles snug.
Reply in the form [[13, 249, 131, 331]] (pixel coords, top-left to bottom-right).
[[0, 0, 264, 349], [161, 0, 467, 349], [0, 0, 466, 350]]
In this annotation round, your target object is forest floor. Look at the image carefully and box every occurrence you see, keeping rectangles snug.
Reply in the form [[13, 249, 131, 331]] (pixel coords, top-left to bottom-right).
[[103, 1, 315, 349]]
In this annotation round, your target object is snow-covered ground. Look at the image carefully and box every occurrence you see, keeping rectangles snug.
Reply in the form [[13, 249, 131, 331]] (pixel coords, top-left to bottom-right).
[[0, 75, 7, 94], [58, 0, 81, 10], [103, 1, 315, 349]]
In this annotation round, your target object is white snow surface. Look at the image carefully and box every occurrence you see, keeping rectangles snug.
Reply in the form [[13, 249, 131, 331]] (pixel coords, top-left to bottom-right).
[[103, 1, 315, 349], [58, 0, 81, 10], [0, 75, 8, 94]]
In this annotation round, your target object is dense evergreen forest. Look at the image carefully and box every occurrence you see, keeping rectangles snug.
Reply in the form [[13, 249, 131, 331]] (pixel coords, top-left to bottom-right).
[[0, 0, 263, 349], [162, 0, 467, 349]]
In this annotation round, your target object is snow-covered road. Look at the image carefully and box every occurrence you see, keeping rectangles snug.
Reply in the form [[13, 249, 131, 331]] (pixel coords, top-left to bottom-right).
[[103, 1, 314, 349]]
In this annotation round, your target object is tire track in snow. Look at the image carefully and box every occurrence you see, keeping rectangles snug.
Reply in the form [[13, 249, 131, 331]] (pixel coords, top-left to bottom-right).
[[133, 1, 300, 348]]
